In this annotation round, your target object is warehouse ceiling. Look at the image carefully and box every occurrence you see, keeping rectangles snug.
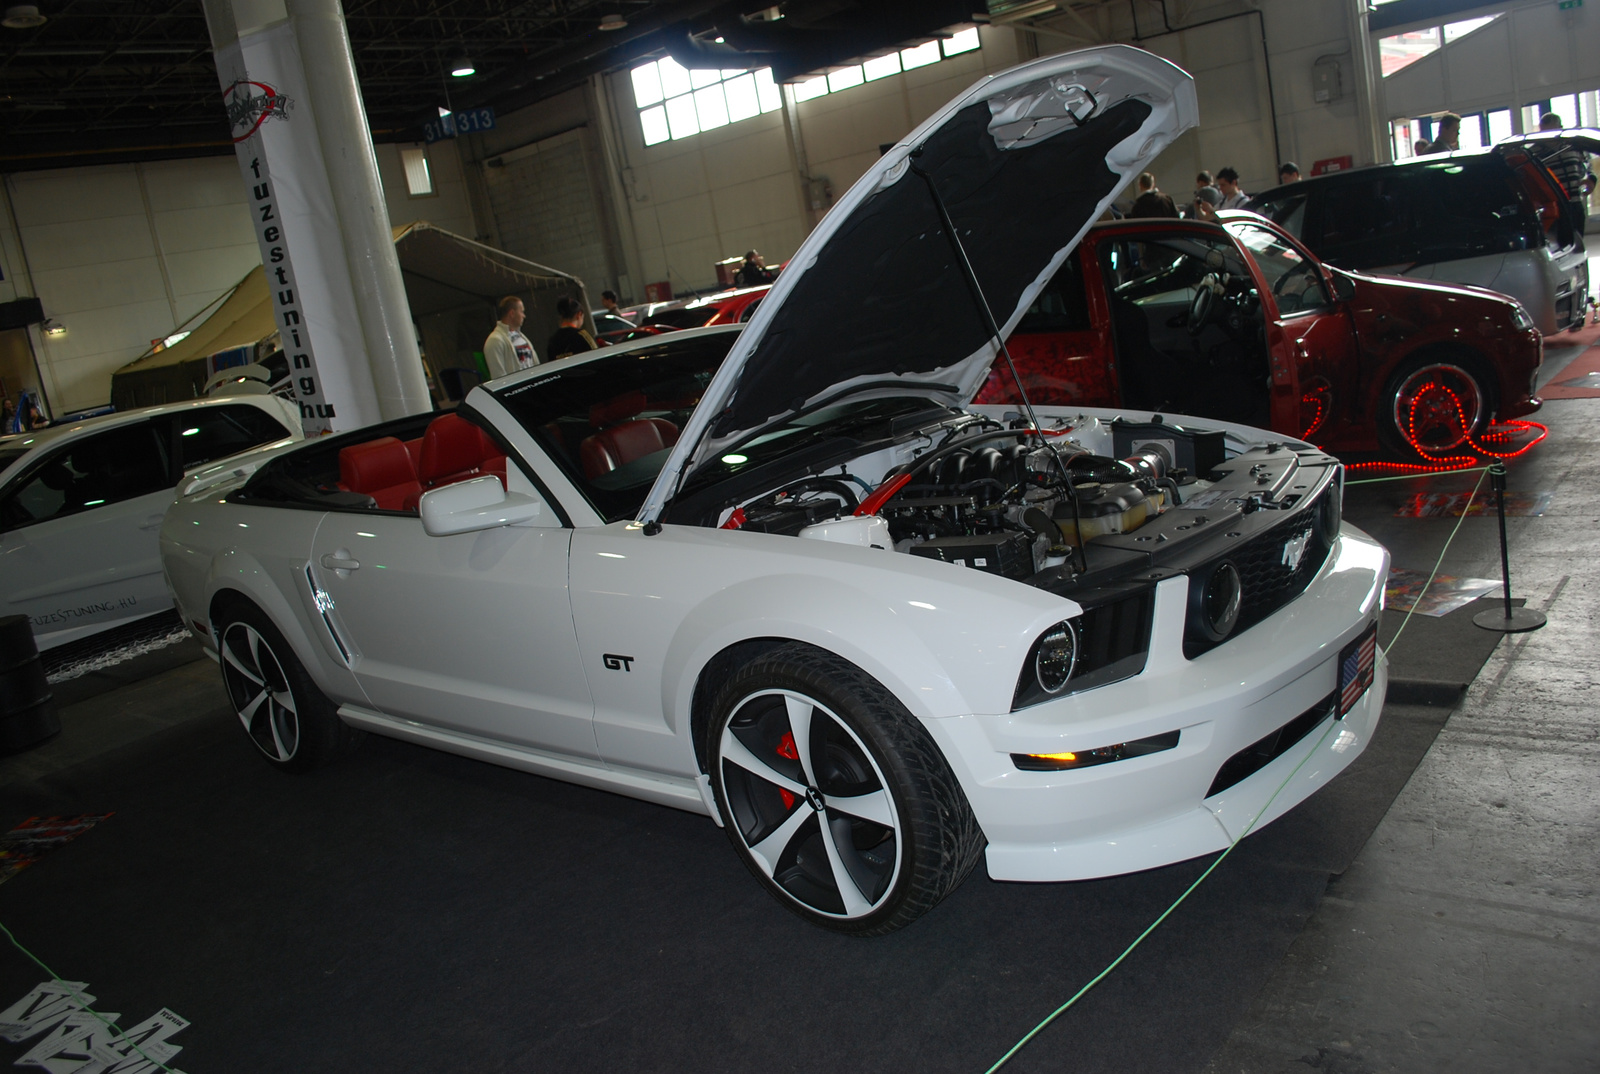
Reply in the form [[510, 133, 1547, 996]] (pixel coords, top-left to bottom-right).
[[0, 0, 974, 171]]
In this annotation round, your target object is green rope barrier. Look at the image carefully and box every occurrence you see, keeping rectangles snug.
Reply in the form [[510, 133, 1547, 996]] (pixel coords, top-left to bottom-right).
[[985, 466, 1491, 1072]]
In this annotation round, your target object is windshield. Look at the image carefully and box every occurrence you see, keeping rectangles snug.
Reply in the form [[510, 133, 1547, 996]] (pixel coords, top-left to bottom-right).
[[492, 334, 737, 522]]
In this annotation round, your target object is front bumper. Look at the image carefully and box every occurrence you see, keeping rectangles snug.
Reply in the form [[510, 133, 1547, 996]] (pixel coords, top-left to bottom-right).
[[922, 524, 1389, 883]]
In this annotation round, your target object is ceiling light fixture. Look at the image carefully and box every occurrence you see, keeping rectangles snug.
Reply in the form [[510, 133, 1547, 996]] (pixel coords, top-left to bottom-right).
[[41, 319, 65, 337], [2, 5, 47, 29], [599, 13, 626, 31], [450, 55, 475, 77]]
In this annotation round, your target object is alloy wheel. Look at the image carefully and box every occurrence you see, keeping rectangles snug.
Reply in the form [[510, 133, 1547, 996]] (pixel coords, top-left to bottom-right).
[[221, 621, 300, 763], [1392, 363, 1484, 453], [718, 689, 903, 919]]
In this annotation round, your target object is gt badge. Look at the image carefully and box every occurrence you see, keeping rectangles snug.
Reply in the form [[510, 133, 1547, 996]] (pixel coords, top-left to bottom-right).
[[602, 653, 634, 672], [1281, 531, 1310, 572]]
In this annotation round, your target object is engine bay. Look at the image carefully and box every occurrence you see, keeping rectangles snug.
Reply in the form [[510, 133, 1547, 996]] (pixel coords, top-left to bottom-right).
[[709, 407, 1343, 599]]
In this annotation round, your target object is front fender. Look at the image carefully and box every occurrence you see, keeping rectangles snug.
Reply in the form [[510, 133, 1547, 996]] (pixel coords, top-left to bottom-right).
[[647, 534, 1082, 734], [199, 544, 363, 703]]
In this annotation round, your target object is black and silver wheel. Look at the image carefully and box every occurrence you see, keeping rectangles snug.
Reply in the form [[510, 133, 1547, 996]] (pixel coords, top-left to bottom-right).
[[216, 602, 361, 773], [707, 644, 984, 935]]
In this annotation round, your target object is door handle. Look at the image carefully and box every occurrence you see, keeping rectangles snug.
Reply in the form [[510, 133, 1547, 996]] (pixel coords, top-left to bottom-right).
[[319, 553, 360, 572]]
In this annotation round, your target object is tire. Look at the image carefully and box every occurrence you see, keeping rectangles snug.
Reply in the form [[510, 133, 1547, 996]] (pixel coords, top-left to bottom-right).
[[705, 643, 985, 935], [1380, 355, 1492, 457], [215, 602, 363, 773]]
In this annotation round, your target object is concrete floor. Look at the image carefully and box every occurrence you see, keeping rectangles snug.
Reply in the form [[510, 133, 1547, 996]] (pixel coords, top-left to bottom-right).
[[1207, 391, 1600, 1070]]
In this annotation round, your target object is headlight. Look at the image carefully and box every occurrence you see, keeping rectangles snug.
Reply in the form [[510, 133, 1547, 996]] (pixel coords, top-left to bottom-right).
[[1033, 621, 1079, 695], [1012, 589, 1156, 710], [1195, 562, 1242, 642], [1316, 485, 1342, 544], [1511, 303, 1535, 330]]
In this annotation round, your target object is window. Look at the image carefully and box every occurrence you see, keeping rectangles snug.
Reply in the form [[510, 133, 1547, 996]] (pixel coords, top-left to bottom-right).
[[400, 147, 434, 197], [1227, 224, 1330, 315], [629, 28, 981, 145], [1443, 15, 1498, 41], [1380, 13, 1503, 77], [1018, 253, 1092, 333], [1379, 27, 1439, 77], [168, 405, 293, 472], [0, 423, 171, 533], [1254, 192, 1309, 238], [1315, 176, 1418, 263], [633, 59, 782, 146]]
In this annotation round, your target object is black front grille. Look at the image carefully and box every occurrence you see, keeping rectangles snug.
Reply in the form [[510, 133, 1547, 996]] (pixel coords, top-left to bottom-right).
[[1206, 690, 1335, 797], [1184, 491, 1332, 658]]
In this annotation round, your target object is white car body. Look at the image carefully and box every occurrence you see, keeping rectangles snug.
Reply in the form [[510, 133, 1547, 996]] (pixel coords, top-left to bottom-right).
[[1, 394, 301, 649], [159, 46, 1389, 930]]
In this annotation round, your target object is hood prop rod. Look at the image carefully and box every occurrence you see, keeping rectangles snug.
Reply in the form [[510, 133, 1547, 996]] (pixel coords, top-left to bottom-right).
[[910, 150, 1088, 573]]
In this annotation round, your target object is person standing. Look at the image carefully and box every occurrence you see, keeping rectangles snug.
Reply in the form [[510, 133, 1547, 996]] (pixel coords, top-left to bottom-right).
[[1188, 171, 1222, 218], [483, 295, 537, 380], [1215, 167, 1248, 210], [1128, 172, 1179, 217], [1278, 161, 1301, 184], [735, 250, 775, 287], [1537, 112, 1590, 235], [545, 297, 596, 362], [1423, 113, 1460, 153]]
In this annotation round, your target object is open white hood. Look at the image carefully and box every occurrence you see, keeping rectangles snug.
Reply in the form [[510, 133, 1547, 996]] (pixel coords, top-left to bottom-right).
[[640, 44, 1197, 524]]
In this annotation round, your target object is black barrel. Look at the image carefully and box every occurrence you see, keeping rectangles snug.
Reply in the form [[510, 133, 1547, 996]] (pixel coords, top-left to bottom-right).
[[0, 614, 58, 752]]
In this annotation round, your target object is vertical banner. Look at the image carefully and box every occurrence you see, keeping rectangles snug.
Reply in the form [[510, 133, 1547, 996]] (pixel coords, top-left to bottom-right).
[[213, 22, 379, 434]]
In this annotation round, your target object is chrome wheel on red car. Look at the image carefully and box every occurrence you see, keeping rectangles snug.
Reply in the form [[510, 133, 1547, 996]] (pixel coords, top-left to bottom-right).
[[1389, 361, 1486, 454]]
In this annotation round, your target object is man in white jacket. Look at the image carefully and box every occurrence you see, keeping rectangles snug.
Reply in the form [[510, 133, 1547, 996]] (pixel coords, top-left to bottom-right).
[[483, 296, 538, 380]]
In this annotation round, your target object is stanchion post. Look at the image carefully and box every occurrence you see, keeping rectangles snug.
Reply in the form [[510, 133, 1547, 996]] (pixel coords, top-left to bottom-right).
[[1474, 462, 1547, 633]]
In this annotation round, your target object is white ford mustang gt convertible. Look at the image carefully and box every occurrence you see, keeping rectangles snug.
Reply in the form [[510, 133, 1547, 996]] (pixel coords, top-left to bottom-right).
[[161, 46, 1388, 934]]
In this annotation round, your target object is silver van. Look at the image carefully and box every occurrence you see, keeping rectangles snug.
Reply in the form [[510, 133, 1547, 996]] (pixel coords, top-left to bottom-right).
[[1248, 137, 1594, 334]]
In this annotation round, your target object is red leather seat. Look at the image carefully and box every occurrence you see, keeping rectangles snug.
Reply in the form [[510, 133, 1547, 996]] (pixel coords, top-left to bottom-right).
[[402, 414, 508, 509], [338, 437, 420, 511], [580, 418, 678, 478]]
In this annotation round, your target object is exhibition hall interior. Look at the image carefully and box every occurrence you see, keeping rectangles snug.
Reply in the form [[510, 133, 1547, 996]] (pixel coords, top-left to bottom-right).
[[2, 0, 1597, 1070]]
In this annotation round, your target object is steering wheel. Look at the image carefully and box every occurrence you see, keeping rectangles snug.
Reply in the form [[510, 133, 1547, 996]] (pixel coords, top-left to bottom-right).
[[1188, 275, 1220, 336]]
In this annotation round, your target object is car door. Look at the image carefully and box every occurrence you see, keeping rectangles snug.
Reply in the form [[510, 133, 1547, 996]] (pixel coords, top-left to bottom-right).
[[1226, 219, 1359, 442], [976, 246, 1119, 407], [307, 446, 597, 760], [0, 420, 176, 641]]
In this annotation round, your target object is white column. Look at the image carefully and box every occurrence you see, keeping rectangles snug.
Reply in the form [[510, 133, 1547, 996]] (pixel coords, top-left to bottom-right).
[[286, 0, 430, 420], [202, 0, 429, 433]]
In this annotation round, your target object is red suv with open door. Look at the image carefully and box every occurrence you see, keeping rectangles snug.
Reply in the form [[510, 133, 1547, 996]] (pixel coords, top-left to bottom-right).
[[975, 212, 1543, 458]]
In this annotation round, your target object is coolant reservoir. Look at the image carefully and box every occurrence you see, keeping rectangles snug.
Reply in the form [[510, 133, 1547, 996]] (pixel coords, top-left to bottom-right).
[[799, 514, 893, 549], [1051, 482, 1153, 546]]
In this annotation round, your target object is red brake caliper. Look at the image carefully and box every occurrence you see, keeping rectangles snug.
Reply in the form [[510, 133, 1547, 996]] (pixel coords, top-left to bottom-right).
[[776, 731, 800, 809]]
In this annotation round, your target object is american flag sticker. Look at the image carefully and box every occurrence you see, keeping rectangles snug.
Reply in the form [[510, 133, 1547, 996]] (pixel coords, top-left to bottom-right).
[[1338, 620, 1378, 717]]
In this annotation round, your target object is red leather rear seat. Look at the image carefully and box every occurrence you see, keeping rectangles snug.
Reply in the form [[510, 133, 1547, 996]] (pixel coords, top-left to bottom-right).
[[580, 418, 677, 478], [338, 437, 420, 511]]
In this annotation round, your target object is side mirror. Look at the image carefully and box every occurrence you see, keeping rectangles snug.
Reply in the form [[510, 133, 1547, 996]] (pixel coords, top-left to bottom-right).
[[419, 474, 554, 536]]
